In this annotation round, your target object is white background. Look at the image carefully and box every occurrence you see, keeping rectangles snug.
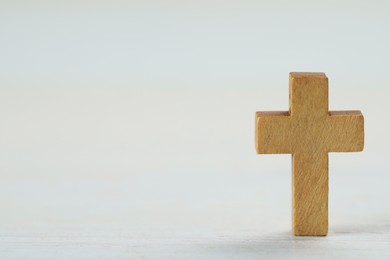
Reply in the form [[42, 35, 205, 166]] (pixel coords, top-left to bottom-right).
[[0, 1, 389, 259]]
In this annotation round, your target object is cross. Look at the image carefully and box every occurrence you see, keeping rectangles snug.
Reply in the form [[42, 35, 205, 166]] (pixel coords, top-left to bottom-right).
[[255, 72, 364, 236]]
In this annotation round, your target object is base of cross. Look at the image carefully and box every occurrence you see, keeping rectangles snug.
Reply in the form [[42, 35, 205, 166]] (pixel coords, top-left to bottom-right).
[[255, 72, 364, 236], [292, 153, 328, 236]]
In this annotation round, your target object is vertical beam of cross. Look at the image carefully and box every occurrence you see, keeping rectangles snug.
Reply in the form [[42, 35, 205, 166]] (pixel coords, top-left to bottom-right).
[[255, 72, 364, 236]]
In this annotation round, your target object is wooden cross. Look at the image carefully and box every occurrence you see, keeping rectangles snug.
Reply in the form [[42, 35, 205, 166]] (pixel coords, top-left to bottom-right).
[[255, 72, 364, 236]]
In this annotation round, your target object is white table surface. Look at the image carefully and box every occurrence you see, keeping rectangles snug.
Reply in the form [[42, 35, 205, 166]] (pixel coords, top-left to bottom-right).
[[1, 164, 389, 260]]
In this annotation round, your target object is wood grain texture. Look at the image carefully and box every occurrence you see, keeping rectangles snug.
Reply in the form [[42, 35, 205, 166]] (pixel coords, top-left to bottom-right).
[[255, 72, 364, 236]]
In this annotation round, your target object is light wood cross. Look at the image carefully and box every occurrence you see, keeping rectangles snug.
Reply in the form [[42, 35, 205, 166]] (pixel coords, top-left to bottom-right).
[[255, 72, 364, 236]]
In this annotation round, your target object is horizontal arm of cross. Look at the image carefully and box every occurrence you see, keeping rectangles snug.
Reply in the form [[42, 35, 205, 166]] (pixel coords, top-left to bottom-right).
[[255, 111, 292, 154], [255, 110, 364, 154], [326, 111, 364, 152]]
